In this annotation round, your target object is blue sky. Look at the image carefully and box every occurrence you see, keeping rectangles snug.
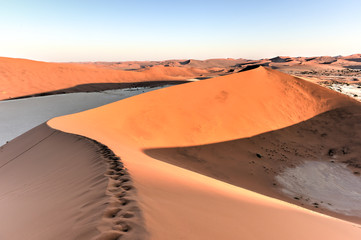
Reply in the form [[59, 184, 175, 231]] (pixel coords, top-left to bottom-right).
[[0, 0, 360, 61]]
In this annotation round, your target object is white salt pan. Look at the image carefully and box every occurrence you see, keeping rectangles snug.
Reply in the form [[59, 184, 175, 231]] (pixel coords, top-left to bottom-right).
[[276, 161, 361, 217]]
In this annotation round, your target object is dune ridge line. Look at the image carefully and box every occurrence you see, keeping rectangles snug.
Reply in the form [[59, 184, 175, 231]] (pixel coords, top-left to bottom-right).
[[0, 123, 147, 240], [82, 136, 148, 240], [49, 67, 361, 239]]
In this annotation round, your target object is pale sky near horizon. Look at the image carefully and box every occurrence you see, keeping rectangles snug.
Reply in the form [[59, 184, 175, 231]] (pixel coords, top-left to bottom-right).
[[0, 0, 360, 62]]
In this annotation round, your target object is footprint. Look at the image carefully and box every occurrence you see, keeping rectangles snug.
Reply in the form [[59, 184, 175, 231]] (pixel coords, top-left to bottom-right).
[[122, 185, 132, 191], [95, 230, 122, 240], [120, 178, 129, 183], [122, 212, 134, 218], [119, 198, 131, 206], [114, 167, 123, 172], [104, 208, 121, 218], [110, 175, 120, 180], [114, 191, 126, 199], [89, 139, 142, 239], [114, 221, 131, 232], [106, 170, 116, 176]]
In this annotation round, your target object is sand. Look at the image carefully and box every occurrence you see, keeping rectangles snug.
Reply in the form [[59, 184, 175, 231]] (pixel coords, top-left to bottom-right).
[[0, 57, 203, 100], [0, 124, 146, 240], [144, 105, 361, 223], [49, 67, 361, 239], [51, 67, 359, 148], [0, 85, 175, 146], [2, 54, 361, 101], [88, 54, 361, 84]]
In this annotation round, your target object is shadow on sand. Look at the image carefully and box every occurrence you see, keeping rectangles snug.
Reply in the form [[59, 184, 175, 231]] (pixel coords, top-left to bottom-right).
[[144, 105, 361, 223]]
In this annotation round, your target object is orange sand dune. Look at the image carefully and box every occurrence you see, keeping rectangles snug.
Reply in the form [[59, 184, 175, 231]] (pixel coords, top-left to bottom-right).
[[0, 124, 146, 239], [49, 67, 361, 239], [89, 58, 248, 70], [4, 54, 358, 101], [51, 67, 358, 149], [138, 65, 208, 78], [144, 105, 361, 223], [0, 57, 204, 100], [177, 58, 248, 68]]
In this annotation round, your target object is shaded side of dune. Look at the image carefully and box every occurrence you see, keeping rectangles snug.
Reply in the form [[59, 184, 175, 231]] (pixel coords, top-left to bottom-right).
[[144, 105, 361, 223], [7, 80, 189, 100], [0, 124, 147, 240]]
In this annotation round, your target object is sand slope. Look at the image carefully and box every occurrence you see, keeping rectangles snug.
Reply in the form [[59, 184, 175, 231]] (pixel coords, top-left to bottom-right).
[[51, 67, 358, 148], [0, 124, 147, 240], [0, 57, 203, 100], [144, 105, 361, 222], [49, 67, 361, 239], [0, 124, 109, 239], [2, 54, 361, 100], [0, 84, 175, 146]]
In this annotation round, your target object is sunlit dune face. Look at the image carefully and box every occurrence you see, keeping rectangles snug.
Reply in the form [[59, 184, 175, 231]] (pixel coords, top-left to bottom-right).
[[49, 67, 357, 149], [48, 67, 361, 240], [0, 57, 207, 100]]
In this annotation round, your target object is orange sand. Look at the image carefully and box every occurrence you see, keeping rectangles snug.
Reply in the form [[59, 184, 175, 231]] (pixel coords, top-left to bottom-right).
[[51, 67, 357, 148], [49, 67, 361, 239], [0, 57, 206, 100]]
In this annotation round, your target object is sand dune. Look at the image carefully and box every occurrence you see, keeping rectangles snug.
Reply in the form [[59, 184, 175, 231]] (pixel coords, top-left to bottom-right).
[[2, 54, 360, 100], [144, 105, 361, 222], [89, 58, 248, 70], [49, 67, 361, 239], [50, 67, 358, 148], [0, 124, 146, 240], [0, 57, 202, 100], [0, 84, 175, 146], [90, 54, 361, 74]]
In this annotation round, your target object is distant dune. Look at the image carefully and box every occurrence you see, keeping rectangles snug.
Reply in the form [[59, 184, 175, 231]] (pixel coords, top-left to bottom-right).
[[0, 57, 206, 100], [48, 67, 361, 239], [1, 54, 361, 100]]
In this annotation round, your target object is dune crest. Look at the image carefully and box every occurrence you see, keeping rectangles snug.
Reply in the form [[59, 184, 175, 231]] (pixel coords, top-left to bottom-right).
[[0, 124, 147, 239], [50, 67, 358, 149], [49, 67, 361, 239]]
